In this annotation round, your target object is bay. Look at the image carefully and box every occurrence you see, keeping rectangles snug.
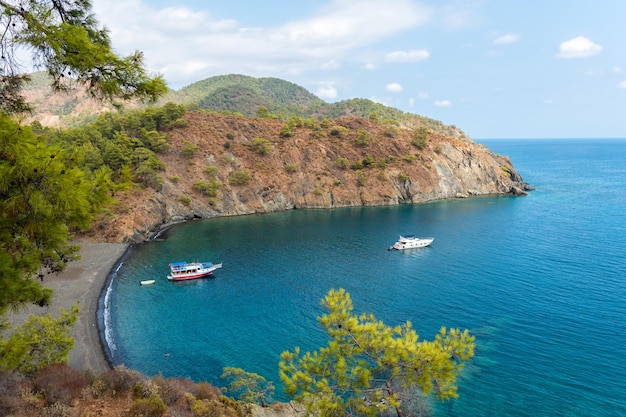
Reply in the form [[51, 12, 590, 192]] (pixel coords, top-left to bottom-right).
[[104, 139, 626, 416]]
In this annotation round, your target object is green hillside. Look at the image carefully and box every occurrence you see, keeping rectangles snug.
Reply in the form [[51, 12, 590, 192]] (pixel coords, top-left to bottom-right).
[[25, 72, 468, 139], [162, 74, 466, 138]]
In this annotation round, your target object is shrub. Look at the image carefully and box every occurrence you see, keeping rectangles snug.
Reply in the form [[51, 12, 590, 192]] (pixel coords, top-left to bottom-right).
[[171, 118, 188, 129], [398, 174, 409, 182], [181, 140, 199, 159], [329, 125, 348, 137], [350, 161, 363, 170], [193, 180, 221, 197], [223, 141, 231, 149], [355, 129, 369, 146], [412, 126, 430, 149], [279, 124, 295, 138], [99, 366, 145, 397], [229, 170, 251, 185], [361, 154, 375, 168], [251, 138, 271, 155], [334, 157, 349, 169], [127, 395, 167, 417], [402, 155, 417, 163], [33, 363, 89, 406], [434, 145, 443, 154], [284, 163, 298, 173], [178, 195, 192, 206], [0, 371, 27, 415], [169, 175, 180, 184], [226, 132, 235, 140], [204, 165, 219, 178]]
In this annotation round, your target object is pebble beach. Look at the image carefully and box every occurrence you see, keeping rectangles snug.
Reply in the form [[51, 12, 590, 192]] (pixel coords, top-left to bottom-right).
[[7, 242, 129, 374]]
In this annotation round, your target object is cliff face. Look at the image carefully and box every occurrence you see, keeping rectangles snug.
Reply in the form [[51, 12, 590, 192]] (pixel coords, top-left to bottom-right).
[[88, 112, 531, 243]]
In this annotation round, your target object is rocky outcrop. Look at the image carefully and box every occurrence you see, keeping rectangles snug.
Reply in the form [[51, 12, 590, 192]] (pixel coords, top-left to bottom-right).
[[87, 113, 532, 243]]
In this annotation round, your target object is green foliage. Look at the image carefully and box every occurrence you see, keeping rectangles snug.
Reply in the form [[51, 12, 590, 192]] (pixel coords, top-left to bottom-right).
[[284, 163, 298, 173], [178, 195, 192, 206], [279, 123, 295, 138], [350, 161, 364, 170], [229, 170, 251, 185], [193, 180, 221, 197], [226, 132, 235, 140], [128, 395, 167, 417], [181, 140, 199, 159], [329, 125, 348, 138], [361, 154, 375, 168], [0, 115, 114, 315], [256, 105, 278, 119], [47, 104, 185, 191], [398, 174, 409, 182], [251, 138, 271, 155], [221, 367, 275, 407], [402, 154, 417, 163], [334, 157, 349, 169], [355, 129, 369, 146], [412, 126, 431, 149], [0, 1, 166, 114], [0, 303, 79, 376], [279, 289, 475, 417], [204, 165, 219, 178]]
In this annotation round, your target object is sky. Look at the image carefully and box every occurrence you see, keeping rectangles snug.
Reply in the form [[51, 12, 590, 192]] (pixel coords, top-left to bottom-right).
[[90, 0, 626, 139]]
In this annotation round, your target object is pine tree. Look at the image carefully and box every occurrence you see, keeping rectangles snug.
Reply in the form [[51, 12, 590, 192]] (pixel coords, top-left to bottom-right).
[[279, 289, 475, 417], [0, 0, 167, 114]]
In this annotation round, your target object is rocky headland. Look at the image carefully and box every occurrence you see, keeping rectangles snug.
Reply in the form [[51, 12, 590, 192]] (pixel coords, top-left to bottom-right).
[[88, 112, 532, 243]]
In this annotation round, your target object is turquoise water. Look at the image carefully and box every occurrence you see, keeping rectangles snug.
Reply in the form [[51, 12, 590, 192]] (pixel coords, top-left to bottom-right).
[[103, 139, 626, 416]]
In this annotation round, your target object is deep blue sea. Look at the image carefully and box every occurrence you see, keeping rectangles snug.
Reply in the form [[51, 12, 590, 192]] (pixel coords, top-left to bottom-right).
[[102, 139, 626, 416]]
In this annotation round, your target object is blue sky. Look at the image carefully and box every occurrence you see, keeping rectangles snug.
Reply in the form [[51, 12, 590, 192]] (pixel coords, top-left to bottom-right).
[[92, 0, 626, 139]]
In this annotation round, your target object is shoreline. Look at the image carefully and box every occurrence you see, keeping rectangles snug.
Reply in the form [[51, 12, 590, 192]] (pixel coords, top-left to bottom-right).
[[7, 241, 129, 374]]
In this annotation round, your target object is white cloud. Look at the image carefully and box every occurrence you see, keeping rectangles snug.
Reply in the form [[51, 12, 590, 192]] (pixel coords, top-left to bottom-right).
[[435, 100, 452, 107], [617, 81, 626, 89], [493, 33, 520, 45], [316, 85, 338, 99], [385, 49, 430, 63], [91, 0, 434, 88], [364, 63, 377, 70], [613, 67, 623, 73], [556, 36, 602, 59], [386, 82, 403, 92]]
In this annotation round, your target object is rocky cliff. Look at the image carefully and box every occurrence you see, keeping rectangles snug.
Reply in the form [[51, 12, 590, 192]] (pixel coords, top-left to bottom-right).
[[88, 112, 532, 243]]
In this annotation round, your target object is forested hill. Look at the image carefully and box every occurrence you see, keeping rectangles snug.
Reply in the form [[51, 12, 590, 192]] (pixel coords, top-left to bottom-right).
[[24, 72, 463, 139]]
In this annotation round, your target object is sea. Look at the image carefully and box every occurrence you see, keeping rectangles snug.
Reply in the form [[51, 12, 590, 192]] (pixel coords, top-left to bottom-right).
[[101, 139, 626, 416]]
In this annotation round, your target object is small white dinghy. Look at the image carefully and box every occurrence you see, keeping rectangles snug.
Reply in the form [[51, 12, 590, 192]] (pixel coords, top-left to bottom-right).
[[140, 279, 156, 285]]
